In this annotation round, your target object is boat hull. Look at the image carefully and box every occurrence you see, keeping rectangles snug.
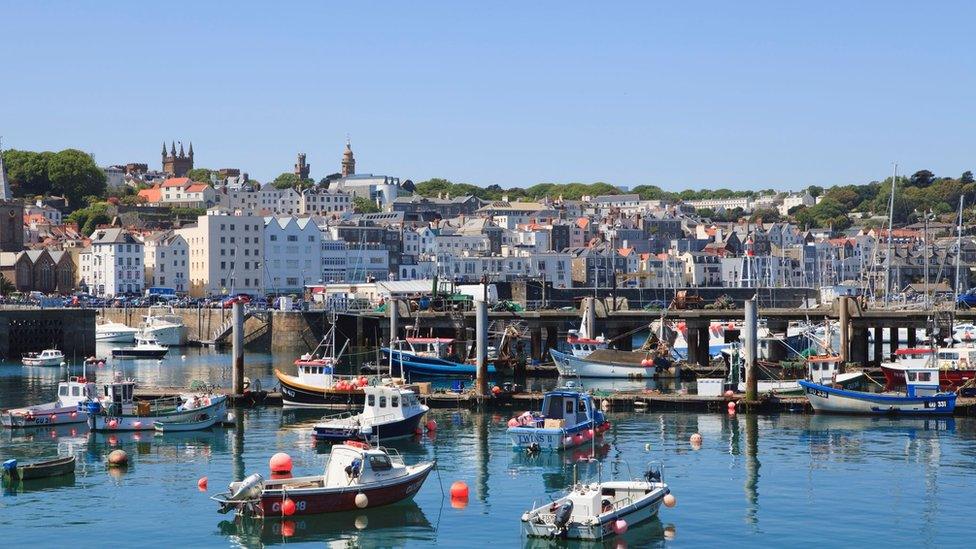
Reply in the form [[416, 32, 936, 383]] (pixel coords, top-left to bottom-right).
[[522, 484, 668, 541], [96, 331, 138, 343], [276, 370, 365, 409], [112, 348, 169, 359], [381, 348, 496, 378], [550, 349, 655, 379], [143, 324, 185, 346], [2, 456, 76, 481], [313, 410, 426, 442], [22, 357, 64, 367], [507, 420, 609, 451], [256, 463, 434, 516], [799, 380, 956, 415], [2, 403, 88, 428], [90, 397, 228, 431]]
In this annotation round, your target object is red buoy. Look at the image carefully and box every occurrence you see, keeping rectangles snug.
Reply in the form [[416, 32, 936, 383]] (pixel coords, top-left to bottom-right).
[[426, 419, 437, 432], [270, 452, 293, 474], [449, 481, 469, 500], [197, 477, 208, 491], [281, 498, 297, 516]]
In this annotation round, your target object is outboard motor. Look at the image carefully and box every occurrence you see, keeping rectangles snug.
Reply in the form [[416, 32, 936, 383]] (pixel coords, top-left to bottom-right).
[[215, 473, 266, 516], [551, 500, 574, 538], [229, 473, 265, 502]]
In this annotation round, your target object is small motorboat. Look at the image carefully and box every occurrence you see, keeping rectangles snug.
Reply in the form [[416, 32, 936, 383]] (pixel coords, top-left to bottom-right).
[[211, 441, 435, 517], [521, 464, 671, 540], [2, 376, 97, 428], [96, 321, 139, 343], [507, 386, 610, 451], [800, 365, 956, 415], [87, 371, 228, 431], [112, 335, 169, 359], [2, 456, 76, 481], [313, 385, 428, 442], [154, 411, 221, 432], [22, 349, 65, 367]]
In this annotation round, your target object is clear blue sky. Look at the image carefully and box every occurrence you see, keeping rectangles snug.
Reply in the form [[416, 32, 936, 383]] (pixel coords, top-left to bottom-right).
[[2, 2, 974, 191]]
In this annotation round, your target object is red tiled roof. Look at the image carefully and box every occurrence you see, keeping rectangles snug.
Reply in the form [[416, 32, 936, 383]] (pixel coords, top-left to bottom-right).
[[576, 217, 590, 229], [138, 186, 162, 203], [185, 183, 209, 193], [161, 177, 191, 188]]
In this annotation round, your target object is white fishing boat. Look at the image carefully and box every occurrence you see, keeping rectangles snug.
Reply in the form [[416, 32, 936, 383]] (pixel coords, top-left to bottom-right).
[[95, 321, 139, 343], [1, 376, 96, 428], [521, 464, 671, 540], [550, 348, 658, 379], [22, 349, 65, 367], [565, 302, 608, 358], [312, 385, 428, 442], [112, 335, 169, 359], [800, 365, 956, 415], [140, 306, 186, 346], [87, 372, 228, 431]]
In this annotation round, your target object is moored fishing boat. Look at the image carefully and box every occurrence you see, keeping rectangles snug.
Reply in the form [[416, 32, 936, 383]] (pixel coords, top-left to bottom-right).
[[1, 376, 96, 428], [550, 348, 661, 379], [507, 387, 610, 451], [520, 463, 672, 541], [312, 385, 428, 442], [881, 347, 976, 390], [381, 337, 497, 378], [799, 365, 956, 415], [154, 411, 222, 432], [87, 372, 228, 431], [211, 442, 435, 516]]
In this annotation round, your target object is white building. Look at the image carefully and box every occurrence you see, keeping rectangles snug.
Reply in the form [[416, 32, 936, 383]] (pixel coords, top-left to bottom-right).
[[778, 191, 815, 216], [321, 235, 349, 283], [142, 231, 189, 293], [102, 165, 126, 190], [84, 228, 145, 296], [301, 187, 353, 217], [264, 216, 322, 293], [176, 210, 264, 297], [329, 174, 403, 210]]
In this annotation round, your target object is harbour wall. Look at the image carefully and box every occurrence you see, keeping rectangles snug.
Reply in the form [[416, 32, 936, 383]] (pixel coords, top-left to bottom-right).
[[0, 308, 95, 360]]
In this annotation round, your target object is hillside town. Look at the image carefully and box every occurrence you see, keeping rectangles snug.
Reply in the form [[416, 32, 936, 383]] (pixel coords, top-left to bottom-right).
[[0, 141, 971, 304]]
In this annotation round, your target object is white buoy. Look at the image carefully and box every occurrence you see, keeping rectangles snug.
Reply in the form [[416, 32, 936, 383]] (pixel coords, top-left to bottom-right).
[[60, 361, 67, 367], [181, 355, 187, 360], [355, 493, 369, 508], [644, 443, 651, 451]]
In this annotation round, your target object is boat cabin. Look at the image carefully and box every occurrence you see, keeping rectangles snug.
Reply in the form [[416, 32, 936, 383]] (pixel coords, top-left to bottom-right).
[[806, 355, 844, 384], [539, 390, 595, 429], [360, 386, 425, 424], [322, 443, 407, 487], [58, 377, 97, 407], [903, 367, 942, 398], [936, 348, 976, 370], [100, 377, 137, 415], [296, 359, 335, 386], [403, 337, 454, 359]]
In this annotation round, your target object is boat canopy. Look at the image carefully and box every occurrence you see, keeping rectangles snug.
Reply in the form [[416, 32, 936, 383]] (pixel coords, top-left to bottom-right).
[[322, 444, 406, 487], [540, 390, 594, 428], [361, 386, 424, 423]]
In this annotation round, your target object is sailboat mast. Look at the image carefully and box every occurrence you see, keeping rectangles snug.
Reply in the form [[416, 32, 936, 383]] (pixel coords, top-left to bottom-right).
[[956, 194, 964, 299], [884, 163, 897, 307]]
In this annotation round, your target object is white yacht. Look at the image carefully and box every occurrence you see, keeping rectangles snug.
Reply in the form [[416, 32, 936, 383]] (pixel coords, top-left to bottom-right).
[[140, 306, 186, 346], [22, 349, 66, 367], [112, 335, 169, 359], [96, 321, 139, 343]]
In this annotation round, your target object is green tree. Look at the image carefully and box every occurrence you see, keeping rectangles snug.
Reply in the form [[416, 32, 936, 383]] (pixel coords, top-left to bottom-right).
[[806, 185, 824, 198], [910, 169, 935, 188], [46, 149, 107, 207], [187, 168, 215, 182], [352, 196, 380, 213], [1, 149, 53, 196], [67, 202, 111, 235], [748, 208, 782, 223], [272, 172, 313, 190], [0, 273, 14, 296], [961, 171, 974, 184]]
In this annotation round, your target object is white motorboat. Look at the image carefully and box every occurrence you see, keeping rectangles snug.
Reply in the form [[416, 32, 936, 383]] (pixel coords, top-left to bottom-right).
[[154, 411, 222, 432], [96, 321, 140, 343], [112, 335, 169, 359], [313, 385, 429, 442], [140, 306, 186, 346], [2, 376, 96, 428], [550, 348, 658, 379], [22, 349, 65, 367], [87, 372, 228, 431], [521, 464, 672, 540]]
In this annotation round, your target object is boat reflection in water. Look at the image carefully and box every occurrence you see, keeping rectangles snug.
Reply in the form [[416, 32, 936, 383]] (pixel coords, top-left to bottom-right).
[[2, 472, 77, 496], [510, 443, 611, 491], [218, 501, 433, 547]]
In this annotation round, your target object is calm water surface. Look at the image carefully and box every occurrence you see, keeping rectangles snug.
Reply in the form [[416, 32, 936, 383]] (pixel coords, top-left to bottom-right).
[[1, 349, 974, 548]]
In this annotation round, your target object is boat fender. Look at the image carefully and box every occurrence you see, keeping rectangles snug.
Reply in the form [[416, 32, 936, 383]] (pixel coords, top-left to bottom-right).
[[2, 459, 16, 473]]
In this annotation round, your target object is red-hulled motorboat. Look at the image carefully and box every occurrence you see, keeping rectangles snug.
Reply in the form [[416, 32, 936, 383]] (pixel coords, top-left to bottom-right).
[[881, 347, 976, 390], [213, 441, 435, 517]]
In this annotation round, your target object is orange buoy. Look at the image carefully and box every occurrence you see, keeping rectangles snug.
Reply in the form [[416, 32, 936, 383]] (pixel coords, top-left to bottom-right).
[[689, 433, 702, 444], [197, 477, 208, 491], [281, 498, 297, 516], [426, 419, 437, 431], [491, 385, 502, 395], [270, 452, 293, 474], [449, 481, 469, 500], [613, 518, 628, 534], [281, 520, 296, 537], [451, 497, 468, 509], [724, 389, 735, 398], [727, 401, 737, 411], [663, 493, 677, 508], [108, 419, 118, 429]]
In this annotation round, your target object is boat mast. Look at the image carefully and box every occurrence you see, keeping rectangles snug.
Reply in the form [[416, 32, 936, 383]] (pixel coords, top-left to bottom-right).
[[955, 194, 964, 302], [884, 163, 897, 308]]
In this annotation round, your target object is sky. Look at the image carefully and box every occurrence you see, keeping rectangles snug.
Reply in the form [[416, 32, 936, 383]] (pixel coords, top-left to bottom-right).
[[1, 2, 974, 192]]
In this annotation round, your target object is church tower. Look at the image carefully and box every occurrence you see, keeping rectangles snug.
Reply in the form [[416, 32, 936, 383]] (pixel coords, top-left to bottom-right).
[[341, 139, 356, 177], [295, 153, 310, 180], [162, 140, 194, 177], [0, 140, 24, 252]]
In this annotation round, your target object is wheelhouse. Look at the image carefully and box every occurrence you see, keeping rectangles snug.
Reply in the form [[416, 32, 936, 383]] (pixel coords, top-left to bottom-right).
[[904, 368, 941, 398], [540, 390, 595, 428]]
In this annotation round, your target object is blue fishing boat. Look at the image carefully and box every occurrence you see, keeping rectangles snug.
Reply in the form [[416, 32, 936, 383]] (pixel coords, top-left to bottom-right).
[[799, 365, 956, 415], [507, 386, 610, 451], [381, 337, 497, 378]]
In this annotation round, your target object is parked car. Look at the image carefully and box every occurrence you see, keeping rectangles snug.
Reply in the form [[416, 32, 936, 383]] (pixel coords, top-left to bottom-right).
[[222, 294, 252, 308]]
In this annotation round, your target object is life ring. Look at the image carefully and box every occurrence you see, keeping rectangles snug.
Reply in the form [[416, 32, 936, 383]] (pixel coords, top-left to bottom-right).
[[344, 440, 369, 449]]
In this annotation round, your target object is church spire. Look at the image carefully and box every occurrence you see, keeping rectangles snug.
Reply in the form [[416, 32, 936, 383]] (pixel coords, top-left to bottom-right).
[[162, 142, 167, 156], [171, 141, 177, 155], [188, 141, 194, 157], [178, 141, 185, 157]]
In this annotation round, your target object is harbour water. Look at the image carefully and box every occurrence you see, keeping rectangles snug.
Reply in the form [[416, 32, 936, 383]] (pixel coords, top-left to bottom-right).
[[2, 350, 975, 547]]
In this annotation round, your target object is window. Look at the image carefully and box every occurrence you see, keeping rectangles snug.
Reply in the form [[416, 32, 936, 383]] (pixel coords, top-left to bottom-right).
[[391, 395, 399, 407], [270, 235, 277, 241], [287, 235, 297, 242], [368, 454, 393, 471], [367, 395, 375, 406], [565, 400, 574, 414], [379, 396, 387, 408], [59, 386, 68, 396]]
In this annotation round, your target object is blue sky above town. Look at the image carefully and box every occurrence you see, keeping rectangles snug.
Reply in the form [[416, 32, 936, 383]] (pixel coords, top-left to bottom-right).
[[1, 1, 974, 191]]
